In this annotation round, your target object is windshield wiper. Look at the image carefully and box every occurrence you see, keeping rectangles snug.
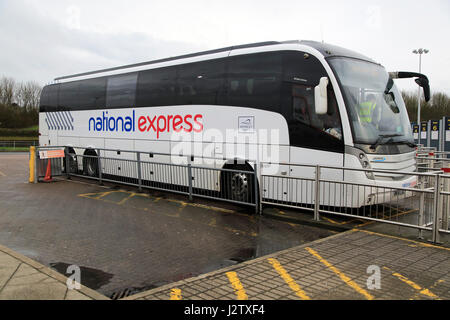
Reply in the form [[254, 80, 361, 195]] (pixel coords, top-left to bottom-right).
[[370, 134, 403, 150], [398, 140, 417, 148]]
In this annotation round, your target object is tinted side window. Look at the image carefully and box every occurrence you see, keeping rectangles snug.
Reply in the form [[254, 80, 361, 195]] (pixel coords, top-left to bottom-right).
[[58, 81, 79, 110], [106, 73, 137, 108], [177, 59, 226, 105], [136, 67, 177, 107], [58, 78, 106, 110], [39, 85, 57, 112], [78, 78, 106, 109], [227, 52, 282, 112]]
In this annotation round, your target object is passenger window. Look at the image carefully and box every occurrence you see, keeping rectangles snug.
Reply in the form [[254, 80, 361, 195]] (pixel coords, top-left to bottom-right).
[[177, 59, 226, 105], [227, 52, 282, 112], [78, 78, 106, 109], [136, 67, 177, 107], [58, 82, 79, 110], [39, 84, 59, 112], [106, 73, 137, 108]]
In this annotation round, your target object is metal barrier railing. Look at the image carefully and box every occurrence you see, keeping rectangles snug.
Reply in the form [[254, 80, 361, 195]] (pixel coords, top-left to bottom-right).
[[260, 162, 447, 243], [0, 140, 38, 150], [35, 146, 259, 211], [32, 145, 449, 243]]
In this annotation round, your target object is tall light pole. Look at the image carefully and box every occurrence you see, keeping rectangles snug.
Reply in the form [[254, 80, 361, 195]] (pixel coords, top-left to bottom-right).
[[413, 48, 429, 145]]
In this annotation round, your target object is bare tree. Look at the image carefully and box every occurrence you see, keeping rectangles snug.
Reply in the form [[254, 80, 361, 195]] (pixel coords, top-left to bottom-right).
[[0, 77, 16, 106], [16, 81, 42, 110]]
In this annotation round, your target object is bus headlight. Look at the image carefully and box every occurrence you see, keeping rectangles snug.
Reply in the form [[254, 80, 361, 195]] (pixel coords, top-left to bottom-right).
[[358, 153, 374, 180], [345, 146, 375, 180]]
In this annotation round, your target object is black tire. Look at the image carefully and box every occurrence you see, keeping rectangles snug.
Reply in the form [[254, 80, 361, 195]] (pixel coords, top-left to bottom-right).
[[82, 150, 99, 177], [63, 148, 78, 174], [221, 163, 257, 205]]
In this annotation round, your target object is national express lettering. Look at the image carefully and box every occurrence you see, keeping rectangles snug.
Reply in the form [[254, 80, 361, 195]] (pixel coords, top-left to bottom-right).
[[89, 111, 204, 138]]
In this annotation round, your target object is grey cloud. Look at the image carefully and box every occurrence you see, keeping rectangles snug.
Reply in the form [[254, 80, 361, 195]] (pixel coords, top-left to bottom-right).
[[0, 1, 202, 85]]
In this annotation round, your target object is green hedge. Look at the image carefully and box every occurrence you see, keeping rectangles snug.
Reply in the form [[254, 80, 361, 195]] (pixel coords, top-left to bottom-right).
[[0, 128, 39, 137]]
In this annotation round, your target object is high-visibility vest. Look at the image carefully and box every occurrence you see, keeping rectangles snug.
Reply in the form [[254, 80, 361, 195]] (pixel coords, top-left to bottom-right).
[[359, 102, 377, 123]]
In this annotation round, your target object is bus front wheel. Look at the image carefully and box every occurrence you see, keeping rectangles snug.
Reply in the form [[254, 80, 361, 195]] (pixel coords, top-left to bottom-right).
[[221, 164, 256, 204], [63, 147, 78, 174]]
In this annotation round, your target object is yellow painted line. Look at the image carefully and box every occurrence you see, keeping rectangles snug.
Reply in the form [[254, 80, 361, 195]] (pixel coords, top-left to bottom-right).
[[356, 208, 418, 228], [117, 192, 136, 205], [78, 192, 101, 197], [0, 170, 6, 177], [412, 279, 445, 300], [268, 258, 310, 300], [383, 267, 439, 299], [306, 247, 374, 300], [79, 189, 258, 237], [170, 288, 182, 300], [322, 216, 340, 225], [167, 198, 236, 214], [226, 272, 248, 300], [94, 191, 118, 200], [355, 229, 450, 252]]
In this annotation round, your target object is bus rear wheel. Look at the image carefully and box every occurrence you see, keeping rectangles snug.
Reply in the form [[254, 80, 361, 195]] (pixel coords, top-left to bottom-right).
[[82, 150, 99, 177]]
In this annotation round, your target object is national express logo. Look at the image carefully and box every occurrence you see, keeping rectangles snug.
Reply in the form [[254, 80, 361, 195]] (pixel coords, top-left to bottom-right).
[[88, 110, 204, 138]]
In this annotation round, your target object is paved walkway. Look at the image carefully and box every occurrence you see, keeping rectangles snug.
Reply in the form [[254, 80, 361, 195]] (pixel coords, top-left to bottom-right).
[[0, 243, 109, 300], [1, 228, 449, 300], [124, 229, 450, 300]]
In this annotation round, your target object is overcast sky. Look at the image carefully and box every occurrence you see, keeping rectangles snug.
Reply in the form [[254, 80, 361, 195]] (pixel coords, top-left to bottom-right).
[[0, 0, 448, 94]]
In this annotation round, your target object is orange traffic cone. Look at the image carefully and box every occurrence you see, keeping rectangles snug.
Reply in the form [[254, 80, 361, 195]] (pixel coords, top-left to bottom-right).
[[43, 159, 53, 182]]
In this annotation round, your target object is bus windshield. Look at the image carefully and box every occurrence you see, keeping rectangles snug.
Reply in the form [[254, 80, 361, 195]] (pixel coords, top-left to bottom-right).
[[328, 57, 414, 146]]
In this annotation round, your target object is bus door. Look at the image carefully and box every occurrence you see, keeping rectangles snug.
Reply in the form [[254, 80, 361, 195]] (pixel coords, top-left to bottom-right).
[[288, 84, 345, 206]]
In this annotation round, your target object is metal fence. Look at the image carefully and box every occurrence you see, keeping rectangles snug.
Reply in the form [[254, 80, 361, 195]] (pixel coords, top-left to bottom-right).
[[0, 140, 38, 150], [260, 161, 449, 243], [33, 145, 449, 243], [37, 146, 259, 211]]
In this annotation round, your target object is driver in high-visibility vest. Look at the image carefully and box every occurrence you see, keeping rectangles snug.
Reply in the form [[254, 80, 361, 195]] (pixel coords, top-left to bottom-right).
[[359, 94, 378, 124]]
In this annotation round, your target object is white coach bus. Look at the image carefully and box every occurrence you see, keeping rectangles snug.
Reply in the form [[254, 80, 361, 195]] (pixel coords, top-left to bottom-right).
[[39, 40, 430, 207]]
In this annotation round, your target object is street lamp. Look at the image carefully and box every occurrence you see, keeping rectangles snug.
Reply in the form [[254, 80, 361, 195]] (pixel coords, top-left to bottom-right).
[[413, 48, 429, 145]]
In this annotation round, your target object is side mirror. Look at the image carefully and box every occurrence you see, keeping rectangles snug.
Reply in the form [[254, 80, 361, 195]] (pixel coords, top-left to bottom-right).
[[314, 77, 329, 115], [390, 71, 431, 102], [415, 77, 430, 102]]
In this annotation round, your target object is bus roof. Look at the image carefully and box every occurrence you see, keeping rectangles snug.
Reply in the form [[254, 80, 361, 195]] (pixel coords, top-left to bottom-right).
[[54, 40, 377, 82]]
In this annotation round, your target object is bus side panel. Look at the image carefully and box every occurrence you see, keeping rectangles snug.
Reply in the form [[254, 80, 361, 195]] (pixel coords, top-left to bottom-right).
[[39, 113, 49, 146], [289, 147, 344, 207], [260, 145, 290, 202], [135, 139, 173, 185]]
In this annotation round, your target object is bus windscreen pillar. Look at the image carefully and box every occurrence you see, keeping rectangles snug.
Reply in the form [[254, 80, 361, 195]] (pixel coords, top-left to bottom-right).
[[430, 120, 440, 150], [420, 121, 428, 147]]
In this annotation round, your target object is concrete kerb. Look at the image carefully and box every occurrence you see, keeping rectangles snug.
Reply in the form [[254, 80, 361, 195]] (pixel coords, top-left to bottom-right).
[[262, 210, 353, 233], [122, 229, 358, 300], [0, 243, 110, 300]]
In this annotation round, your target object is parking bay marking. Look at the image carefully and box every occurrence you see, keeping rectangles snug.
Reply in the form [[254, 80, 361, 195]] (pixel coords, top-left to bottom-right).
[[306, 247, 374, 300], [226, 271, 248, 300], [355, 229, 450, 252], [78, 190, 259, 238], [170, 288, 183, 300], [383, 267, 439, 299], [268, 258, 310, 300]]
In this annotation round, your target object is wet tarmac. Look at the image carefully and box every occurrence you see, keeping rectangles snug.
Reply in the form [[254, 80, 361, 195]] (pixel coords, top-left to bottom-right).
[[0, 153, 337, 298]]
